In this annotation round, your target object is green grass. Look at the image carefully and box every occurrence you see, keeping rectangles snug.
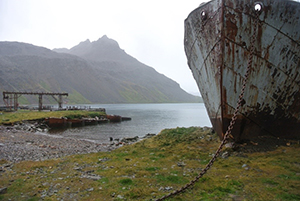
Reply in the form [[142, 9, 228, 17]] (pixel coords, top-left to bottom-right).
[[0, 110, 106, 124], [119, 178, 133, 185], [0, 127, 299, 200]]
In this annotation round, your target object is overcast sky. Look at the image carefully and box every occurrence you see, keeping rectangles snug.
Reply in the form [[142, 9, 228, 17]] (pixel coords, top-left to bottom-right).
[[0, 0, 207, 95]]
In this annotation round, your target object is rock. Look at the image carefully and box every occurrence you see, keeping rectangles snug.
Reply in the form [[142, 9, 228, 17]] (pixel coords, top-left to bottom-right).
[[0, 187, 7, 194], [39, 144, 47, 148], [177, 162, 186, 167], [143, 133, 156, 138], [121, 136, 139, 143], [3, 163, 13, 168], [36, 128, 43, 132], [202, 126, 210, 131], [165, 186, 173, 191], [98, 157, 110, 162], [86, 188, 94, 192], [221, 151, 230, 159], [159, 186, 173, 191], [242, 164, 250, 170], [229, 194, 244, 201], [225, 141, 235, 148], [81, 174, 102, 181]]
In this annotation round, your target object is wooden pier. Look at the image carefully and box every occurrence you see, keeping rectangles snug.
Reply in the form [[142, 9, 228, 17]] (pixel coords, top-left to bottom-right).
[[2, 91, 68, 111]]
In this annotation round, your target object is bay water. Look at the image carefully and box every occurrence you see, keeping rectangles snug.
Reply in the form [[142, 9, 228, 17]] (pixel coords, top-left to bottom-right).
[[48, 103, 211, 143]]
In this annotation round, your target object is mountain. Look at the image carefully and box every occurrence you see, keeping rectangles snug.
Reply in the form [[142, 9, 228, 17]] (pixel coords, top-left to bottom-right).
[[0, 36, 200, 104]]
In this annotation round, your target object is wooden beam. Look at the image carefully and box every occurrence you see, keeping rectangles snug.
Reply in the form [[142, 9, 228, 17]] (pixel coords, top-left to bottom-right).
[[2, 91, 69, 111]]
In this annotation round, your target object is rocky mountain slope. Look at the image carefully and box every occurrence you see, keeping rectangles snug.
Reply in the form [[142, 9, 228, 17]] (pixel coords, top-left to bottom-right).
[[0, 36, 200, 104]]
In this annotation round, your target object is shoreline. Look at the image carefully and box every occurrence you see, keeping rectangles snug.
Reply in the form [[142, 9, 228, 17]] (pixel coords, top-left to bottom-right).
[[0, 124, 155, 164], [0, 126, 119, 163]]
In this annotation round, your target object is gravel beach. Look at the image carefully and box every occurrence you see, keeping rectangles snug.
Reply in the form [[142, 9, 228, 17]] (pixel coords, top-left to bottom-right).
[[0, 125, 117, 163], [1, 122, 296, 164]]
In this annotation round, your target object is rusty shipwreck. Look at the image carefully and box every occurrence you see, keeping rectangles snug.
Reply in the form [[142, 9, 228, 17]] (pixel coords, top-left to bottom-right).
[[184, 0, 300, 142]]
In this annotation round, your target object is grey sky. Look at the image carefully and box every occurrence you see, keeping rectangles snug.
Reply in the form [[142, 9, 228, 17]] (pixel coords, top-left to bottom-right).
[[0, 0, 206, 95]]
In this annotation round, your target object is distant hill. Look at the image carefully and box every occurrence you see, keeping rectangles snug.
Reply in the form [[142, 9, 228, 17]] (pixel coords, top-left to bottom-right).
[[0, 36, 200, 104]]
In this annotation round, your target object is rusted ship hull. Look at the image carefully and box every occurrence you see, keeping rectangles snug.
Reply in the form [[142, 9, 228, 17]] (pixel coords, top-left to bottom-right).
[[106, 115, 122, 122], [45, 117, 67, 128], [184, 0, 300, 141]]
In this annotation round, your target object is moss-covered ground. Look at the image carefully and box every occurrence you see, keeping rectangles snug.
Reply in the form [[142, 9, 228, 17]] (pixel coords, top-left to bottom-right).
[[0, 127, 300, 200]]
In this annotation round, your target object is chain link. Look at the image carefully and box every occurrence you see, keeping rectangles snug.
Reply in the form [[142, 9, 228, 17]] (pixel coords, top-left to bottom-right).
[[155, 9, 260, 201]]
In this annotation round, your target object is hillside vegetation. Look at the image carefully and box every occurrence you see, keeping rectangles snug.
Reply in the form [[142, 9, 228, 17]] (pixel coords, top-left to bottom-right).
[[0, 36, 200, 104]]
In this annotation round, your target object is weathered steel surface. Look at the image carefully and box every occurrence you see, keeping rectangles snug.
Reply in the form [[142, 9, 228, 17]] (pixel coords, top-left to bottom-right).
[[184, 0, 300, 141]]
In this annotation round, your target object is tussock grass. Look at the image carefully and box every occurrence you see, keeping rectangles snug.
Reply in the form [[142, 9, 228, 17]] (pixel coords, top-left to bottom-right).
[[0, 127, 300, 200]]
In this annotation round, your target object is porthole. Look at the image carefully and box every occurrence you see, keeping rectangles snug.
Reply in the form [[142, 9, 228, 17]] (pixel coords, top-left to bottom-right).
[[201, 11, 207, 20], [254, 2, 263, 12]]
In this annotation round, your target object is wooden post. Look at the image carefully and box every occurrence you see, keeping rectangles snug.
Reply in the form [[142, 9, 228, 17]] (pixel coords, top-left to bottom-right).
[[38, 94, 43, 111], [9, 94, 13, 111], [14, 94, 18, 111], [58, 95, 63, 109]]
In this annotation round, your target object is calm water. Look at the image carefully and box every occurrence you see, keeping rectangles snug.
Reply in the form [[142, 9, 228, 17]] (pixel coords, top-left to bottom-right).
[[48, 103, 211, 143]]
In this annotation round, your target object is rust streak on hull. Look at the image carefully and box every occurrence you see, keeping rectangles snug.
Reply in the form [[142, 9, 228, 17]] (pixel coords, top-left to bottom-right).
[[184, 0, 300, 142]]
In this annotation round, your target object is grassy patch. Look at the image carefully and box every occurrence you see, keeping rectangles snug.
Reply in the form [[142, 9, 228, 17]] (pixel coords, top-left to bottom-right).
[[276, 193, 300, 200], [156, 174, 189, 184], [0, 127, 299, 200], [0, 110, 106, 124], [145, 167, 160, 171], [119, 178, 133, 185], [262, 178, 279, 185]]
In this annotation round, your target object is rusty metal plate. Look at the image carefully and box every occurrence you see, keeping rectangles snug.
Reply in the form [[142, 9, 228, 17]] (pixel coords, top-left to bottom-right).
[[184, 0, 300, 141]]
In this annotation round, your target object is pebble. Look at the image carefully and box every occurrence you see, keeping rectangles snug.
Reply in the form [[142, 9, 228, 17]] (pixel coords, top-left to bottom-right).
[[221, 151, 230, 158], [159, 186, 173, 191], [242, 164, 250, 170], [177, 161, 186, 167], [80, 174, 102, 181], [0, 187, 7, 194], [86, 188, 94, 192]]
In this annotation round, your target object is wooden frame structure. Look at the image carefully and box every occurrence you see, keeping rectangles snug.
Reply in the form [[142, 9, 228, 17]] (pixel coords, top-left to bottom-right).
[[2, 91, 68, 111]]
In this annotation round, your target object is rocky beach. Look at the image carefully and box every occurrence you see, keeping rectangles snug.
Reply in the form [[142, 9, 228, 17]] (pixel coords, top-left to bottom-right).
[[0, 124, 121, 163], [0, 121, 155, 164]]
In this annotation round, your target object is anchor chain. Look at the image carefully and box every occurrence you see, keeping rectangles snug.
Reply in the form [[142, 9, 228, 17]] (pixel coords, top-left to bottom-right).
[[155, 9, 260, 201]]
